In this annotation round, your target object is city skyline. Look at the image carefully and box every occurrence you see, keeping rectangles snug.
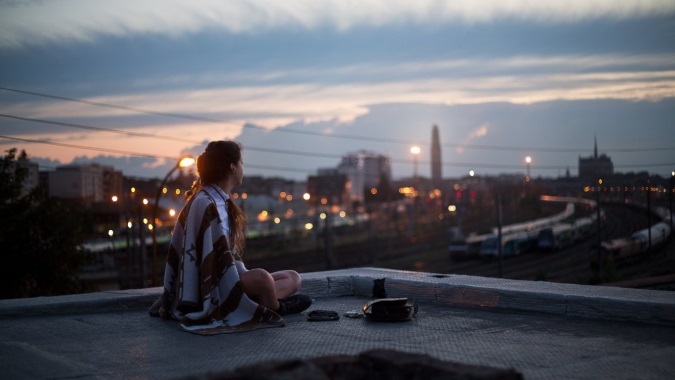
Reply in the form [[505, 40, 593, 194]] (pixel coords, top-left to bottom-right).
[[1, 1, 674, 181]]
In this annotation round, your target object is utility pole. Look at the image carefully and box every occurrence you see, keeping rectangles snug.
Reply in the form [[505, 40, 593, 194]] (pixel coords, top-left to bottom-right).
[[496, 193, 504, 278], [646, 177, 652, 254], [596, 179, 602, 248], [669, 172, 674, 231], [324, 210, 335, 269]]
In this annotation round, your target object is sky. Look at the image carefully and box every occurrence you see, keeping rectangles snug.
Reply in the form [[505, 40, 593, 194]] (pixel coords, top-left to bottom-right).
[[1, 0, 674, 182]]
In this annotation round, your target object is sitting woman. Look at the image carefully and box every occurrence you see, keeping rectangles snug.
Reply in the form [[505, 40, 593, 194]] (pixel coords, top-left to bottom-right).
[[150, 140, 311, 334]]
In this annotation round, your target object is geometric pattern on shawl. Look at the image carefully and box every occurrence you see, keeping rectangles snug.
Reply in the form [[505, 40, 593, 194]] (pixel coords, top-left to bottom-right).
[[154, 190, 284, 335]]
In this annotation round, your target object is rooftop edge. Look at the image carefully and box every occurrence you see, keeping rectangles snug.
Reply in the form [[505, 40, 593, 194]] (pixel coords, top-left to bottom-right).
[[1, 268, 673, 326]]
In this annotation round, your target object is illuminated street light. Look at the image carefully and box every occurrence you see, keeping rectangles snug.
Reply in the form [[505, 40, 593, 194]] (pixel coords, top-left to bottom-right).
[[151, 156, 195, 287]]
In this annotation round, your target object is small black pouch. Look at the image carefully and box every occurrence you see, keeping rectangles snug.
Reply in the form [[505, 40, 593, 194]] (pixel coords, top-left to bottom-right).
[[362, 298, 418, 322], [307, 310, 340, 321]]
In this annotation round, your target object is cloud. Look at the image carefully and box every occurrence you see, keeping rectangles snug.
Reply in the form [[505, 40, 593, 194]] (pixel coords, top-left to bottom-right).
[[456, 123, 489, 154], [4, 53, 674, 129], [2, 0, 675, 47]]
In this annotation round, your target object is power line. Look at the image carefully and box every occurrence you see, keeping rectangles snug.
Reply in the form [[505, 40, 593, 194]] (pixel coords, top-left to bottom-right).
[[0, 134, 559, 170], [0, 113, 570, 165], [0, 114, 350, 160], [0, 135, 314, 174], [0, 113, 197, 144], [1, 134, 166, 159], [0, 133, 236, 171], [0, 86, 241, 127], [2, 134, 672, 172], [3, 112, 675, 163], [3, 86, 673, 153]]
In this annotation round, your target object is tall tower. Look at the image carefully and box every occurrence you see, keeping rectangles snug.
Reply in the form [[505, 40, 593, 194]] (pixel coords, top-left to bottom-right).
[[431, 124, 442, 186]]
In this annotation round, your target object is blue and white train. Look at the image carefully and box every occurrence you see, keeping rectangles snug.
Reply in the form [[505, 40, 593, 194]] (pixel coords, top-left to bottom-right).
[[451, 196, 602, 259]]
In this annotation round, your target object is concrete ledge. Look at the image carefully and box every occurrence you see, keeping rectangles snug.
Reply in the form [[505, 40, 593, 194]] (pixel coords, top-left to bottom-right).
[[0, 287, 161, 317], [302, 268, 675, 326], [2, 267, 674, 326]]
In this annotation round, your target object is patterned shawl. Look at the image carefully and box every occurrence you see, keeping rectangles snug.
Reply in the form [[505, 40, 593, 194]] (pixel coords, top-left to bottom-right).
[[153, 188, 284, 335]]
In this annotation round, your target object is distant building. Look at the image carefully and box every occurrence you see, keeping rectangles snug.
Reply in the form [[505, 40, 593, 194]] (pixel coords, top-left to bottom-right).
[[49, 164, 123, 204], [431, 125, 442, 187], [306, 169, 348, 206], [578, 136, 614, 179], [335, 151, 392, 204], [14, 156, 39, 197], [238, 176, 296, 196], [102, 167, 124, 203]]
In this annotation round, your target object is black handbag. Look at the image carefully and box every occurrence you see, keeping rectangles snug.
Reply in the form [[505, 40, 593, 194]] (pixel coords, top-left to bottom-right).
[[363, 298, 418, 322]]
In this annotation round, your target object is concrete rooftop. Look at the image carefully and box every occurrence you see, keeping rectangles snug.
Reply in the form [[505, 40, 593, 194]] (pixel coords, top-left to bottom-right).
[[1, 268, 675, 379]]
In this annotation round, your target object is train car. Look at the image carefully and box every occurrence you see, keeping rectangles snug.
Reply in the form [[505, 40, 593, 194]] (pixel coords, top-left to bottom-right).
[[491, 201, 575, 236], [537, 223, 575, 251], [572, 217, 595, 242], [590, 220, 673, 276], [588, 237, 641, 283], [448, 233, 488, 260], [631, 222, 672, 248], [589, 237, 643, 281], [479, 235, 501, 257], [479, 231, 538, 258], [600, 238, 644, 262]]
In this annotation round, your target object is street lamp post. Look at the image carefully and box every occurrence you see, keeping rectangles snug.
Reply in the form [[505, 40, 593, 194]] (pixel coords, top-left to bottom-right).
[[496, 193, 504, 278], [669, 171, 674, 231], [410, 146, 421, 237], [596, 178, 602, 248], [151, 156, 195, 287], [525, 156, 532, 182], [410, 146, 421, 179], [646, 177, 652, 254]]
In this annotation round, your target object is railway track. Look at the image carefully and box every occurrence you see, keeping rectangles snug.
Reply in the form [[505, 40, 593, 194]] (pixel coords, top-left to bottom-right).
[[378, 203, 656, 284], [248, 202, 669, 287]]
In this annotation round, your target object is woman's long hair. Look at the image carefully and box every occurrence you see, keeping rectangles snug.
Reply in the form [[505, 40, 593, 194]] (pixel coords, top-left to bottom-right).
[[186, 141, 247, 257]]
